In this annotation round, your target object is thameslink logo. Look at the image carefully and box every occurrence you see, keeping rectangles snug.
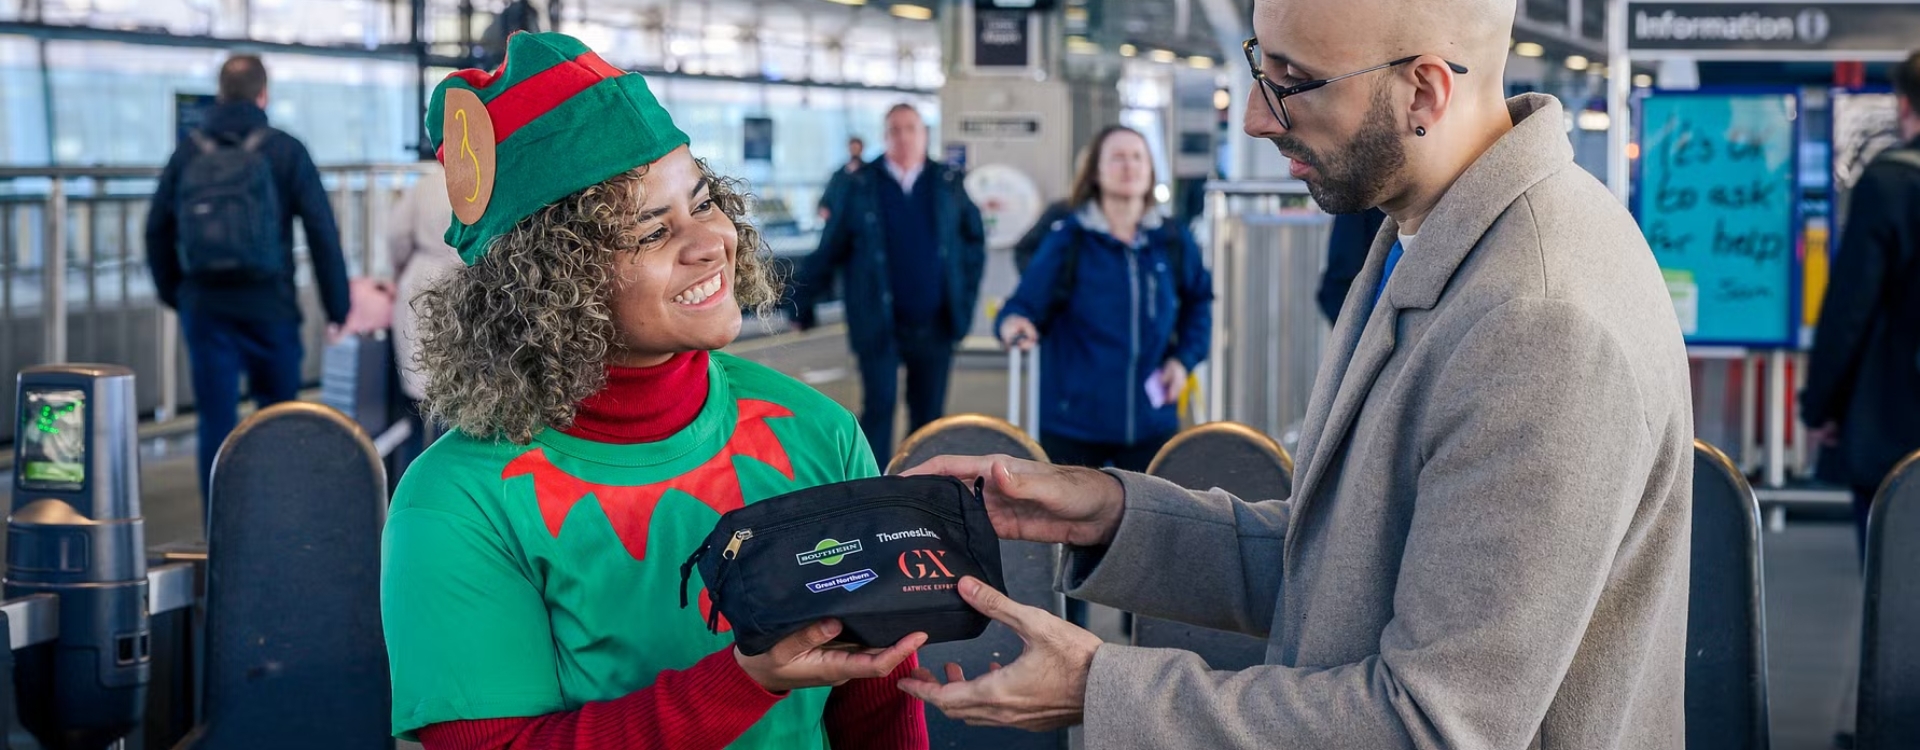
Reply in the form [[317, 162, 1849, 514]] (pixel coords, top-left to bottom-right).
[[877, 528, 941, 543], [1633, 8, 1829, 44]]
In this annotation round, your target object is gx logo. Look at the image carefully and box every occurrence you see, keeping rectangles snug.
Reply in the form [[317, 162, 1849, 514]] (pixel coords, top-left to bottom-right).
[[897, 549, 956, 580]]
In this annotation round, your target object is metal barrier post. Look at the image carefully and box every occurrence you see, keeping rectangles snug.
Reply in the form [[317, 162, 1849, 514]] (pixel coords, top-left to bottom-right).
[[1206, 189, 1228, 424], [1766, 349, 1787, 488], [159, 309, 179, 422], [45, 179, 67, 363], [362, 170, 378, 276]]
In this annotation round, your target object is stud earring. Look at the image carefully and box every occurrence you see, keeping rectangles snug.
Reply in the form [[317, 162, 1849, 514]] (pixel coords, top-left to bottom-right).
[[1415, 126, 1428, 137]]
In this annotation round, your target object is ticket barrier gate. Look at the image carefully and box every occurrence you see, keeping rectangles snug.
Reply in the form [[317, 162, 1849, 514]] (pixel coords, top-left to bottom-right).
[[3, 367, 390, 750]]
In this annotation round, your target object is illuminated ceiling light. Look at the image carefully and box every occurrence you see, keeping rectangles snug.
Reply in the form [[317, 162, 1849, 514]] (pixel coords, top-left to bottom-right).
[[1149, 48, 1178, 63], [1065, 36, 1100, 55], [1576, 109, 1610, 131], [1514, 42, 1544, 58], [824, 0, 865, 6], [1188, 56, 1215, 69], [1565, 54, 1589, 70], [1153, 184, 1172, 203], [1119, 43, 1138, 57], [1633, 73, 1654, 88], [1065, 7, 1088, 22], [1213, 88, 1231, 110], [1626, 142, 1641, 160], [889, 4, 932, 20]]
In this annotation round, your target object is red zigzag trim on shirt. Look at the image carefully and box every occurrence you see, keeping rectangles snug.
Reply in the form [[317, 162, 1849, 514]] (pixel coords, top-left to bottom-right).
[[502, 399, 797, 563]]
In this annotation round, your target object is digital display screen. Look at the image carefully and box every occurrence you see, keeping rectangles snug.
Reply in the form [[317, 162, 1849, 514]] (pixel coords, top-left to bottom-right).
[[19, 387, 86, 490]]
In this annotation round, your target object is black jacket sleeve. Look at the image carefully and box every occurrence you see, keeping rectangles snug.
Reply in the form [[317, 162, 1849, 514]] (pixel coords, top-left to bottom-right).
[[145, 149, 190, 311], [1013, 201, 1072, 274], [954, 174, 988, 325], [793, 176, 859, 328], [1801, 161, 1910, 426], [287, 139, 352, 325]]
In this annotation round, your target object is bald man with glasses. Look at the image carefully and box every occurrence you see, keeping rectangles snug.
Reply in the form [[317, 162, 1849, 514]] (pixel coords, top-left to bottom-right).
[[897, 0, 1694, 747]]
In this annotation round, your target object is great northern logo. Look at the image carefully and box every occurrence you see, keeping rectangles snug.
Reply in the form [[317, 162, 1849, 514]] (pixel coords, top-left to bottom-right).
[[797, 539, 863, 567], [806, 569, 878, 594]]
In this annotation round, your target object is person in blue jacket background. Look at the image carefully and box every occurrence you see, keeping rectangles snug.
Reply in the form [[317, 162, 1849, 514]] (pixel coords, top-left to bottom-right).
[[997, 125, 1214, 472]]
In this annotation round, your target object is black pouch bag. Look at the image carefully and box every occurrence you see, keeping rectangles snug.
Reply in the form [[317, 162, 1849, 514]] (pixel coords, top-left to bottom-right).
[[679, 475, 1004, 656]]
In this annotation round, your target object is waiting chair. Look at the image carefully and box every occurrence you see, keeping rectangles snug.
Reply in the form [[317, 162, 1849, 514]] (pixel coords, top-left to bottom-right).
[[1686, 440, 1769, 750], [888, 414, 1064, 750], [1859, 450, 1920, 749], [1136, 422, 1292, 671], [177, 403, 391, 750]]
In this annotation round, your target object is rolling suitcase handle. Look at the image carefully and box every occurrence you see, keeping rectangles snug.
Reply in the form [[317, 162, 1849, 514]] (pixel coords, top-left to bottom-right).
[[1007, 339, 1041, 438]]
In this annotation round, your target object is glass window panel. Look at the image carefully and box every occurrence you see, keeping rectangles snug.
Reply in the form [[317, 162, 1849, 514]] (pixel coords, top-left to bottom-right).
[[0, 34, 51, 166], [42, 41, 415, 166]]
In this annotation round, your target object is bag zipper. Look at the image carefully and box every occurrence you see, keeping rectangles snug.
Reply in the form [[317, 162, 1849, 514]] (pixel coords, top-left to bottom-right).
[[728, 497, 967, 548]]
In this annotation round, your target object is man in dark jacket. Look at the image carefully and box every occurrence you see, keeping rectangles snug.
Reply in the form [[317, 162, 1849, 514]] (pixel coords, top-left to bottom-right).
[[1803, 50, 1920, 553], [145, 55, 351, 501], [817, 136, 865, 221], [793, 104, 987, 464]]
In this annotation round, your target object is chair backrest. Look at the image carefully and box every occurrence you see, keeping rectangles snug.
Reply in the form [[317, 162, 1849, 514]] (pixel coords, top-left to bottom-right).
[[191, 403, 391, 750], [1138, 422, 1291, 670], [1860, 449, 1920, 749], [1, 610, 12, 750], [1686, 440, 1769, 750], [888, 415, 1065, 750]]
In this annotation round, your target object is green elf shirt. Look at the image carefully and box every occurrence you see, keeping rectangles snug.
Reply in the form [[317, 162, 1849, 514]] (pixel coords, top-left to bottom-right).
[[381, 351, 878, 745]]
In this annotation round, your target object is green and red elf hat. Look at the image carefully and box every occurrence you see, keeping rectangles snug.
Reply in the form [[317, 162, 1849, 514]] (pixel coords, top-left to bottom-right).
[[426, 32, 689, 265]]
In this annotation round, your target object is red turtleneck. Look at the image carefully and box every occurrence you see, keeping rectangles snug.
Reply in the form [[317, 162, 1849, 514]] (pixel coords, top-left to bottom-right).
[[418, 348, 927, 750], [560, 350, 712, 444]]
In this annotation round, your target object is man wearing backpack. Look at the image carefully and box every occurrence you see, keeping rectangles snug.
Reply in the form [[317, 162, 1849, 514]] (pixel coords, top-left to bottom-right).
[[145, 54, 352, 502], [1804, 49, 1920, 555]]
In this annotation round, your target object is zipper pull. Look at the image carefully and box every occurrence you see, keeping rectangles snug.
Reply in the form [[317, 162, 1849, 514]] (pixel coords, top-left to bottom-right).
[[706, 593, 725, 634], [722, 529, 753, 560], [678, 542, 710, 609]]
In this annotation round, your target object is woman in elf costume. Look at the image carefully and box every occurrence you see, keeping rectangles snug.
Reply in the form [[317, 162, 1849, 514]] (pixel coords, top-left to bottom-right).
[[381, 32, 928, 749]]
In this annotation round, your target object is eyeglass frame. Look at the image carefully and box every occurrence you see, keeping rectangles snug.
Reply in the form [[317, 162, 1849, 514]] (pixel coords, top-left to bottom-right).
[[1241, 37, 1471, 130]]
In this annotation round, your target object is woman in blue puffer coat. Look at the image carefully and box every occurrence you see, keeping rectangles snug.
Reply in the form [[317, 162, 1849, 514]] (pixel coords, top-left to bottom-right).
[[997, 125, 1215, 472]]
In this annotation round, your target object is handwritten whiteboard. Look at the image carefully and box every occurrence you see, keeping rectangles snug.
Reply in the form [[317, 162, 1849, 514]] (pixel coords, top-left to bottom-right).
[[1636, 92, 1800, 348]]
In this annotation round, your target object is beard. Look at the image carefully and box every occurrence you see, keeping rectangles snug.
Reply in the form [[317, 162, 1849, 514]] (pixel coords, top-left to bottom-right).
[[1274, 84, 1407, 215]]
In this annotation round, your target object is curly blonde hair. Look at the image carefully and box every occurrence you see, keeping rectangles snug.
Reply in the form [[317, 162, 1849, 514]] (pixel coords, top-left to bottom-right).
[[417, 161, 780, 444]]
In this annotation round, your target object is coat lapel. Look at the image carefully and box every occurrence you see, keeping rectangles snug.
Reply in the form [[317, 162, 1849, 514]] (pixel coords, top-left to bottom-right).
[[1289, 227, 1403, 509], [1284, 94, 1577, 526]]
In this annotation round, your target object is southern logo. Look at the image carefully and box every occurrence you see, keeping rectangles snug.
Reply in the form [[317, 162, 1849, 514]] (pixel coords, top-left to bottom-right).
[[797, 538, 863, 567]]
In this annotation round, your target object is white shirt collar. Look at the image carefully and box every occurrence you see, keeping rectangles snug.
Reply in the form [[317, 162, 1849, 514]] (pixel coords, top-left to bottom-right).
[[884, 157, 926, 194]]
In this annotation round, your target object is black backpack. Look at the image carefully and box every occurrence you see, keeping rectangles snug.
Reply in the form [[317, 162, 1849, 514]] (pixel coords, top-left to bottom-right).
[[175, 129, 285, 281], [1043, 220, 1186, 329]]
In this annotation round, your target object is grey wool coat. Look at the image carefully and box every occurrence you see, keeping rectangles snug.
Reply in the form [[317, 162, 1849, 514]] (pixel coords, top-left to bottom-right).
[[1063, 94, 1694, 749]]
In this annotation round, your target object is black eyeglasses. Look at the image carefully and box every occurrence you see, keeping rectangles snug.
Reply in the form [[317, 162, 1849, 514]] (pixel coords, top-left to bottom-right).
[[1242, 38, 1470, 130]]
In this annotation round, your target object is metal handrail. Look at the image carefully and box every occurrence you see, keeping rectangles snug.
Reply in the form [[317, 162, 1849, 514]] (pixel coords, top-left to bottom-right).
[[0, 163, 439, 180], [1202, 181, 1333, 440], [1202, 179, 1314, 196], [0, 161, 435, 433]]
